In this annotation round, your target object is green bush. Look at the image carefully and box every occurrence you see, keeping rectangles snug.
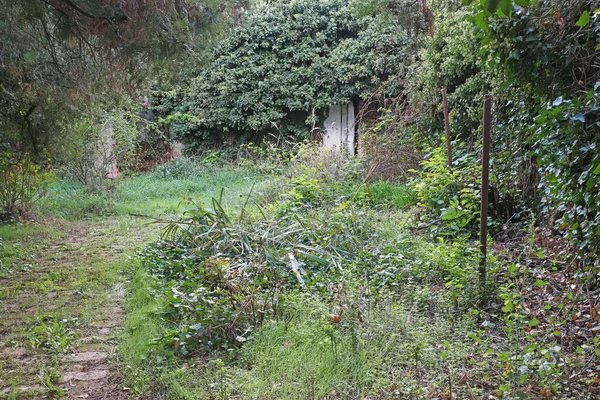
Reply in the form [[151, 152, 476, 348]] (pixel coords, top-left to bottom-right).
[[0, 153, 55, 218], [172, 0, 416, 148], [410, 145, 481, 237], [534, 88, 600, 255]]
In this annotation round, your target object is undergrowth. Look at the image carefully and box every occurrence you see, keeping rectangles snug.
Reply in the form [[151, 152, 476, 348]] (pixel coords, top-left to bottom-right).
[[37, 163, 260, 220], [118, 151, 501, 398], [116, 147, 600, 399]]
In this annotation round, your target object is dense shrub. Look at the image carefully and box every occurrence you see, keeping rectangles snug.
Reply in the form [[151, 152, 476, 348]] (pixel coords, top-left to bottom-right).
[[397, 0, 600, 254], [168, 0, 416, 149], [0, 153, 55, 218], [534, 88, 600, 255], [410, 145, 482, 237]]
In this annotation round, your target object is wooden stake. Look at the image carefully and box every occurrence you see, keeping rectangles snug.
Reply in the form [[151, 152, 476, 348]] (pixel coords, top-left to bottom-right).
[[479, 95, 492, 283], [442, 87, 453, 171]]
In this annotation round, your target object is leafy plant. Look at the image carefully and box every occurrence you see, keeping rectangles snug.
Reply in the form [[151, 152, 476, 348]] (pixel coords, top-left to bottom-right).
[[534, 88, 600, 255], [0, 153, 55, 218], [27, 313, 78, 359], [410, 145, 482, 237], [176, 0, 416, 149]]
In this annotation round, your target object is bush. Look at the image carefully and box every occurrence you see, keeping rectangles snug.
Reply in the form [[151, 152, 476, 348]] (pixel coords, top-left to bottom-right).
[[177, 0, 416, 148], [410, 145, 482, 237], [0, 153, 55, 218], [535, 89, 600, 255], [359, 111, 423, 182]]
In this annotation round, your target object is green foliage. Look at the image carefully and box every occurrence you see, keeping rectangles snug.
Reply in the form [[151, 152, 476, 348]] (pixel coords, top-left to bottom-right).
[[0, 153, 55, 218], [469, 0, 599, 93], [364, 181, 417, 209], [409, 9, 487, 145], [137, 191, 368, 355], [401, 0, 600, 255], [125, 166, 492, 397], [177, 0, 415, 148], [534, 88, 600, 255], [489, 260, 600, 398], [410, 145, 482, 237], [0, 0, 236, 162], [151, 157, 199, 179], [27, 313, 78, 359]]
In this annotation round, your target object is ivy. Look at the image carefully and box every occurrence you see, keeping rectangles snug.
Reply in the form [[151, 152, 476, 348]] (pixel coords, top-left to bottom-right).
[[175, 0, 416, 149], [534, 87, 600, 254]]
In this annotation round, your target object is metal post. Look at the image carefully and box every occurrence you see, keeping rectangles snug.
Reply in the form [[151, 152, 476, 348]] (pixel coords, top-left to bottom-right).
[[479, 95, 492, 283], [442, 87, 453, 171]]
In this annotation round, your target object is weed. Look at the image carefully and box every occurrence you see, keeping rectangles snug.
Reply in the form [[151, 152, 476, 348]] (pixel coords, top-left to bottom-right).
[[0, 153, 55, 218], [410, 145, 483, 238], [27, 313, 78, 361], [38, 366, 65, 398]]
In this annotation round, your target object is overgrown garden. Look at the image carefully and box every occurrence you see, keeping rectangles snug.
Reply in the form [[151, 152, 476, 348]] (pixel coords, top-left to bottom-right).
[[2, 0, 600, 398]]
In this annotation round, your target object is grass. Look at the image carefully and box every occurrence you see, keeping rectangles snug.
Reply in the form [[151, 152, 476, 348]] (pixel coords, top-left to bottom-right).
[[118, 263, 164, 394], [0, 223, 64, 277], [3, 156, 491, 399], [37, 166, 260, 221], [117, 167, 267, 397], [232, 295, 478, 399], [3, 153, 597, 399], [367, 180, 418, 209], [0, 230, 127, 398]]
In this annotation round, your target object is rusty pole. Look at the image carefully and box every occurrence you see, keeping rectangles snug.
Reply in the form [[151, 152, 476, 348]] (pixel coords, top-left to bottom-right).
[[442, 87, 453, 171], [479, 95, 492, 283]]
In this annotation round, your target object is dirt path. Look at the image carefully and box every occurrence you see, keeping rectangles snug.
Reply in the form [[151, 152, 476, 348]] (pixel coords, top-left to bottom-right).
[[0, 219, 158, 399]]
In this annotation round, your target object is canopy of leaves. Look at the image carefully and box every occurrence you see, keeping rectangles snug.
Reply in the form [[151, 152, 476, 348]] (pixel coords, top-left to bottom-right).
[[0, 0, 236, 159], [175, 0, 416, 148]]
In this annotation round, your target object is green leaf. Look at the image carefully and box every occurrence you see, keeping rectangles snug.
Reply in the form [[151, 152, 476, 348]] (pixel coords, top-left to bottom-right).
[[499, 0, 512, 16], [592, 164, 600, 175], [486, 0, 502, 13], [474, 11, 489, 32], [529, 318, 539, 327], [515, 0, 530, 5], [467, 332, 483, 343], [534, 279, 547, 287], [576, 10, 590, 27], [441, 207, 459, 220]]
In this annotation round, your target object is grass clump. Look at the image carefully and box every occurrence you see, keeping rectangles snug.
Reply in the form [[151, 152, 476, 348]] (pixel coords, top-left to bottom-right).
[[37, 178, 116, 219]]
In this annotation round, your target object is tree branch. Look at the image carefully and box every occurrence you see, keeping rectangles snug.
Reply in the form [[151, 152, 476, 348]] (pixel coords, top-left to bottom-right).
[[41, 0, 129, 22]]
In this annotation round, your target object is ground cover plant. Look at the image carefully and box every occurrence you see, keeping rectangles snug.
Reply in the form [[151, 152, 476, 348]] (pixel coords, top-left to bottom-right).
[[111, 145, 600, 399]]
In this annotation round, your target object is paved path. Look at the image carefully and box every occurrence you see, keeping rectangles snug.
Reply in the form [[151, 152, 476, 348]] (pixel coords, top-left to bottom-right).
[[0, 220, 158, 399]]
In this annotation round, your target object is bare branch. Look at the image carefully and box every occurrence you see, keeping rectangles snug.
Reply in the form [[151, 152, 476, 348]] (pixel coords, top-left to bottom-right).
[[40, 0, 129, 22]]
